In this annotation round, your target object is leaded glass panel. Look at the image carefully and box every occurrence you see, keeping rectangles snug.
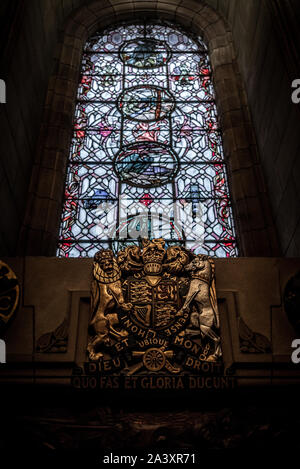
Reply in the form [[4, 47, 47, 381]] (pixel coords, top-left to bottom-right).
[[57, 22, 238, 258]]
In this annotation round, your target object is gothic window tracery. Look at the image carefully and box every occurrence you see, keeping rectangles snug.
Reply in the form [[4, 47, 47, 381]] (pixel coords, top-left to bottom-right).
[[57, 22, 238, 258]]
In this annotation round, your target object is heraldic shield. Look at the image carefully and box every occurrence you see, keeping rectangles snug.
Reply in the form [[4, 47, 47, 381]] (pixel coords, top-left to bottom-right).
[[128, 277, 179, 330], [87, 239, 222, 374]]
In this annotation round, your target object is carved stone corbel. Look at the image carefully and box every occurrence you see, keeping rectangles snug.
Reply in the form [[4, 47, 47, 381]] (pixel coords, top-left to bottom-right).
[[36, 318, 69, 353], [239, 317, 272, 354]]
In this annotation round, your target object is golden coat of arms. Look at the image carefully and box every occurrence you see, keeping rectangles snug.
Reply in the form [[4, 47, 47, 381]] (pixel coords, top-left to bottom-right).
[[87, 239, 221, 375]]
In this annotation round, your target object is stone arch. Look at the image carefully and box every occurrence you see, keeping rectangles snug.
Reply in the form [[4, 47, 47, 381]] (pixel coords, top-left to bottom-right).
[[19, 0, 279, 256]]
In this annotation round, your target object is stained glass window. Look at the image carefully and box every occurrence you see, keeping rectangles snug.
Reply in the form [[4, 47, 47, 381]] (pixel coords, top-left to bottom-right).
[[57, 23, 238, 258]]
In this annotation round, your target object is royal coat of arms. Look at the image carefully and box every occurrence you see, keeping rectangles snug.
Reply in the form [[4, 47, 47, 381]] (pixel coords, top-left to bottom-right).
[[87, 239, 221, 375]]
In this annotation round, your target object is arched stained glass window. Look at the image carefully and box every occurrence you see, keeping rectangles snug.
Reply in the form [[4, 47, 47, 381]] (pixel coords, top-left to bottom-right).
[[57, 23, 238, 258]]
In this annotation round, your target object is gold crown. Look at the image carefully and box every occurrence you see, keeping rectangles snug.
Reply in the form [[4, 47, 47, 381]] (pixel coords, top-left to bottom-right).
[[142, 239, 166, 275]]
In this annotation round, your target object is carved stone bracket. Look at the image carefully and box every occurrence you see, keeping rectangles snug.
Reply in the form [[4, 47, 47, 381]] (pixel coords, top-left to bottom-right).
[[239, 317, 272, 354], [36, 318, 68, 353]]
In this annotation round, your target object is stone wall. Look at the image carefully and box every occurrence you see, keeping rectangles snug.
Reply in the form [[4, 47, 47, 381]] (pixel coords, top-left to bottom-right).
[[16, 0, 280, 256], [0, 0, 299, 256], [1, 257, 300, 387], [206, 0, 300, 256], [0, 0, 80, 255], [1, 255, 300, 453]]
